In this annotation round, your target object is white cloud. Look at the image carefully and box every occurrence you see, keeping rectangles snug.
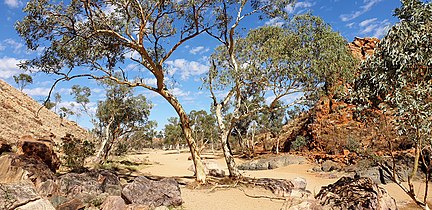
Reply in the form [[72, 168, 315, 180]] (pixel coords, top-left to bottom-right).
[[4, 39, 24, 54], [346, 22, 355, 28], [189, 46, 209, 55], [56, 101, 97, 116], [340, 0, 383, 22], [166, 59, 209, 80], [23, 87, 51, 97], [285, 1, 315, 15], [359, 18, 391, 38], [4, 0, 21, 8], [359, 18, 378, 27], [169, 87, 190, 97], [373, 24, 391, 38], [0, 57, 24, 79], [141, 78, 157, 86], [265, 17, 284, 27]]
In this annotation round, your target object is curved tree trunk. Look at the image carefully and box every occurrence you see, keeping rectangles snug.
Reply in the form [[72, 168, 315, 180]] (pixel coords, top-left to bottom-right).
[[159, 89, 206, 183], [215, 104, 241, 177]]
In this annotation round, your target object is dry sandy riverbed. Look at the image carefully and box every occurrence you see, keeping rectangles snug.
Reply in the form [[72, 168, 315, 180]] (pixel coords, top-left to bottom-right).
[[124, 149, 430, 210]]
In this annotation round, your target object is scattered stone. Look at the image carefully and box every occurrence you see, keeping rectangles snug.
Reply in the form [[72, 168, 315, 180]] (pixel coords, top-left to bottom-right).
[[37, 179, 59, 197], [56, 169, 121, 208], [121, 176, 183, 208], [288, 199, 323, 210], [100, 196, 127, 210], [321, 160, 341, 172], [188, 160, 225, 177], [316, 177, 397, 210], [238, 155, 308, 170], [255, 178, 294, 197], [290, 177, 307, 190], [56, 198, 85, 210], [49, 196, 69, 208], [15, 198, 56, 210]]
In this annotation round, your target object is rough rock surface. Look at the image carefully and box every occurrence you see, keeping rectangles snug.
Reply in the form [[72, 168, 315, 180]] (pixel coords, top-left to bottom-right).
[[57, 169, 121, 208], [238, 155, 308, 170], [0, 181, 40, 210], [0, 79, 91, 146], [0, 154, 56, 186], [17, 136, 60, 172], [315, 177, 397, 210], [56, 198, 85, 210], [101, 196, 127, 210], [188, 160, 225, 177], [321, 160, 341, 172], [121, 176, 182, 208], [348, 37, 380, 60], [15, 198, 56, 210]]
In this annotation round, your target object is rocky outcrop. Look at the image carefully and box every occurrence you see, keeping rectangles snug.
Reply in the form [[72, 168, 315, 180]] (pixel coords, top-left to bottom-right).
[[0, 79, 91, 147], [17, 136, 60, 172], [316, 177, 397, 210], [348, 37, 380, 60], [121, 176, 183, 208], [0, 154, 56, 187], [238, 155, 308, 170]]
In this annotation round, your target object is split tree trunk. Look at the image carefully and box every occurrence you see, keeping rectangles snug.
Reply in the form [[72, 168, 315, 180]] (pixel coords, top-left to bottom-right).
[[215, 104, 240, 177], [160, 89, 206, 183], [95, 117, 114, 164]]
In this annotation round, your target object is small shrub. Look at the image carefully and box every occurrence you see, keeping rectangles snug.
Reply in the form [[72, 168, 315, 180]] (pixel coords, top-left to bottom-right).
[[345, 136, 361, 153], [113, 142, 128, 156], [292, 135, 308, 151], [61, 134, 95, 169]]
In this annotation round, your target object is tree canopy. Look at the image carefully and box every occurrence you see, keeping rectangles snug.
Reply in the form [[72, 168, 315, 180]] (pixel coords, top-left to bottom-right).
[[205, 14, 356, 176], [353, 1, 432, 209]]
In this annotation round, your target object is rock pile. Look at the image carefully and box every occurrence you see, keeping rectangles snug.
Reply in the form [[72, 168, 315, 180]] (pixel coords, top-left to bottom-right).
[[316, 177, 397, 210]]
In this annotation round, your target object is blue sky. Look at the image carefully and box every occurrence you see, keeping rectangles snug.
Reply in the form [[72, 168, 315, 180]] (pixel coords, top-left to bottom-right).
[[0, 0, 401, 131]]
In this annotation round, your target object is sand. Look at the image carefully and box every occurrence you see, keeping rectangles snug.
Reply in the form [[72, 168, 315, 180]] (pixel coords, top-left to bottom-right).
[[131, 149, 430, 210]]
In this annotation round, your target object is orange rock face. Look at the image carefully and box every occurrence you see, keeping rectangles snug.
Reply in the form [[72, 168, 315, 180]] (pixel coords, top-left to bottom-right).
[[348, 37, 380, 60]]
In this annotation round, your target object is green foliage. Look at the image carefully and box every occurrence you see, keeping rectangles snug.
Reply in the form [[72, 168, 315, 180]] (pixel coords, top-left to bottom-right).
[[128, 120, 158, 150], [345, 136, 361, 153], [354, 0, 432, 144], [62, 136, 95, 169], [113, 142, 128, 156], [189, 110, 218, 144], [163, 117, 184, 145], [96, 75, 152, 157], [13, 73, 33, 91], [353, 1, 432, 208], [292, 135, 308, 151]]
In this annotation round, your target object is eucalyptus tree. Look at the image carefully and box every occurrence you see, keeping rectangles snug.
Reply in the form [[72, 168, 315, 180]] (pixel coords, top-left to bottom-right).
[[16, 0, 301, 182], [13, 73, 33, 91], [15, 0, 228, 182], [96, 77, 152, 162], [353, 1, 432, 209], [163, 117, 184, 146], [189, 109, 218, 150], [205, 14, 356, 177]]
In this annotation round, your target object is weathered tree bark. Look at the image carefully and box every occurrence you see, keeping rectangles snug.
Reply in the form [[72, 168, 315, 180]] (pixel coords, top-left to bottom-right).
[[215, 104, 240, 177], [95, 116, 114, 164], [159, 89, 206, 183]]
